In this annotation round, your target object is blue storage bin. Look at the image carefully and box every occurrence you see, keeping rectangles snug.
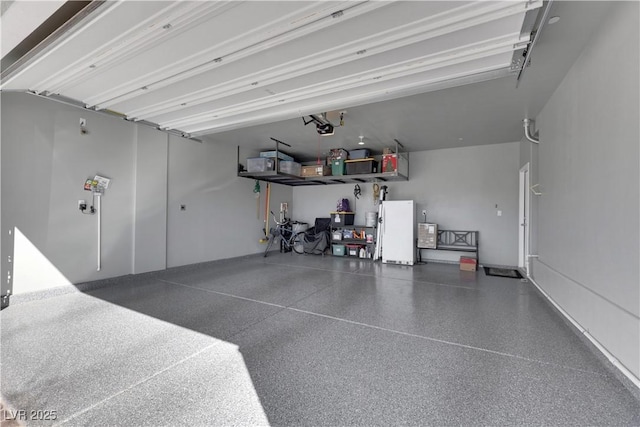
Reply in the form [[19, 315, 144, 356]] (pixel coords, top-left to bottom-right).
[[348, 149, 371, 159]]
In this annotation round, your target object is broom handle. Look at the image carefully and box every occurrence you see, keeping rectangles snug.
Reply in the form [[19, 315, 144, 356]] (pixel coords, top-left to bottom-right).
[[265, 183, 271, 230]]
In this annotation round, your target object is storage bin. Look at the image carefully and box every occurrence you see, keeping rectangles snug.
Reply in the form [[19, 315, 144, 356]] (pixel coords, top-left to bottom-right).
[[332, 231, 342, 241], [348, 149, 371, 159], [260, 151, 294, 162], [246, 157, 275, 172], [331, 159, 346, 176], [329, 148, 349, 160], [332, 244, 346, 256], [279, 161, 301, 176], [365, 211, 378, 227], [330, 212, 355, 226], [346, 244, 363, 256], [382, 154, 398, 172], [345, 159, 377, 175]]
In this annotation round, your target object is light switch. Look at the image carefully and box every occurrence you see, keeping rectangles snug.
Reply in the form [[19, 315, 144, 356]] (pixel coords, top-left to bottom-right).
[[497, 210, 502, 216]]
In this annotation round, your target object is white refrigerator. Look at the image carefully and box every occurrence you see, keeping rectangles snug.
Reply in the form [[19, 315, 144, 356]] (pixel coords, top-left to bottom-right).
[[379, 200, 415, 265]]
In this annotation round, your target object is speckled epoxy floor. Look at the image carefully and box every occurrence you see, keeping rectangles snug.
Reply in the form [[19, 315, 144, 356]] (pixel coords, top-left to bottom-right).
[[1, 253, 639, 426]]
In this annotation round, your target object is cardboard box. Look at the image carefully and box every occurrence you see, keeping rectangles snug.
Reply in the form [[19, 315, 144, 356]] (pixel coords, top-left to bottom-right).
[[417, 223, 437, 249], [382, 154, 398, 172], [460, 256, 477, 271], [301, 165, 331, 177]]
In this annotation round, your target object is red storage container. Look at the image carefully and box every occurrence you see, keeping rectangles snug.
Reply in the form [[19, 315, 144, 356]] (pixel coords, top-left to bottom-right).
[[382, 154, 398, 172]]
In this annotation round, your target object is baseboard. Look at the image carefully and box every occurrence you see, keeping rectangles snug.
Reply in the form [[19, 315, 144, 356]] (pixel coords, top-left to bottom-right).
[[526, 273, 640, 400], [7, 251, 269, 306]]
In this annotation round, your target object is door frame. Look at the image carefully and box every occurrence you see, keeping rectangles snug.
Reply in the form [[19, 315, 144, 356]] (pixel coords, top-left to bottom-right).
[[518, 163, 530, 274]]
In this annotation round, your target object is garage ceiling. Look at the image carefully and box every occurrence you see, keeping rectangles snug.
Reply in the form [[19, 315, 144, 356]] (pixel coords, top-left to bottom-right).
[[1, 1, 613, 158]]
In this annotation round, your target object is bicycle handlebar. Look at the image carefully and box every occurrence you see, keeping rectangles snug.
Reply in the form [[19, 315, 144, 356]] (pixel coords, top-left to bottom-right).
[[270, 210, 291, 226]]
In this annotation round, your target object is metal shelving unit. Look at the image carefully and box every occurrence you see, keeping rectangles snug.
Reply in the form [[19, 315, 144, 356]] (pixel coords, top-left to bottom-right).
[[238, 139, 409, 186], [331, 223, 377, 259]]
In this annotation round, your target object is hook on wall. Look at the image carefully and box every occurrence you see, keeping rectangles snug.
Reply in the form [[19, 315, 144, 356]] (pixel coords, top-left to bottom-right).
[[530, 183, 542, 196]]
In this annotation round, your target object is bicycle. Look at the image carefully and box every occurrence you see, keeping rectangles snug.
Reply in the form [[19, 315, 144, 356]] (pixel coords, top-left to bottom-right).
[[263, 211, 307, 257]]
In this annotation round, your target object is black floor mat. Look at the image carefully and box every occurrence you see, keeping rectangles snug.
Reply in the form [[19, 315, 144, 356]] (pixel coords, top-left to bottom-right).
[[484, 267, 523, 279]]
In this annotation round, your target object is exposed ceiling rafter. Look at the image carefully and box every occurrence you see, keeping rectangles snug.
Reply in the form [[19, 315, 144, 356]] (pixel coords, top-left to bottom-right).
[[1, 0, 543, 138]]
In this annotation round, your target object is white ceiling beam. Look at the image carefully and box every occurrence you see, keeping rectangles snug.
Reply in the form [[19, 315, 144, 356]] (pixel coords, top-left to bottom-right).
[[0, 1, 125, 90], [1, 0, 542, 139], [0, 0, 66, 59], [96, 0, 539, 112], [158, 36, 521, 130], [85, 1, 388, 109], [185, 66, 515, 136], [42, 2, 234, 95], [124, 1, 538, 121]]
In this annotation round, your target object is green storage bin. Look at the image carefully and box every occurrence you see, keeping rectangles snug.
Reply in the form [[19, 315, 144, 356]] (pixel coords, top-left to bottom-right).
[[332, 244, 346, 256], [331, 159, 346, 176]]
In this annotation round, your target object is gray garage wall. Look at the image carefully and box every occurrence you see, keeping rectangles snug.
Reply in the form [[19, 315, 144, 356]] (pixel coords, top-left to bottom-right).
[[292, 142, 520, 267], [166, 138, 292, 267], [133, 125, 168, 275], [1, 93, 139, 292], [527, 2, 639, 380], [0, 92, 291, 294]]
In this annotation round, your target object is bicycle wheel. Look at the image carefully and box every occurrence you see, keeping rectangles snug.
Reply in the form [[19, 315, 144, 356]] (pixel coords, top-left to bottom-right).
[[263, 228, 277, 257], [292, 231, 306, 254]]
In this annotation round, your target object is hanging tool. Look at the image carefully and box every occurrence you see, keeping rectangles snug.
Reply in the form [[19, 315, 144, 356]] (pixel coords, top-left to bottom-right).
[[373, 183, 380, 204], [259, 182, 271, 243], [253, 180, 261, 219], [373, 185, 388, 260], [353, 184, 361, 199]]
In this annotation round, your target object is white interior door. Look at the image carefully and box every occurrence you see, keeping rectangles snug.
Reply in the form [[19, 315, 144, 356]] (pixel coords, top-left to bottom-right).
[[518, 163, 530, 273]]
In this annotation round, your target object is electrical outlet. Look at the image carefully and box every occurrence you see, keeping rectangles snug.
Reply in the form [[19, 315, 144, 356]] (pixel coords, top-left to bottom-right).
[[78, 200, 87, 211], [80, 118, 88, 135], [421, 210, 427, 216]]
